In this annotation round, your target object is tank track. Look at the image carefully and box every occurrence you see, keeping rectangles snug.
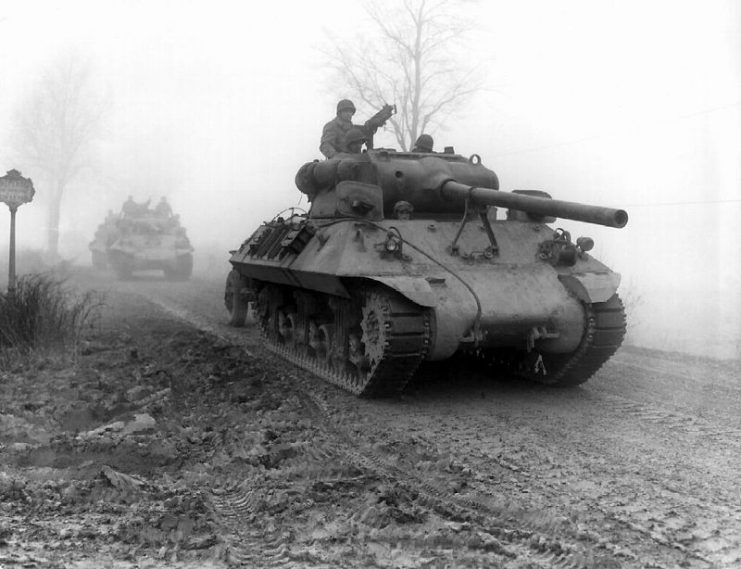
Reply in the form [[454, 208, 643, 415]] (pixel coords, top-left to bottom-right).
[[484, 294, 626, 387], [549, 294, 626, 385], [255, 282, 431, 397]]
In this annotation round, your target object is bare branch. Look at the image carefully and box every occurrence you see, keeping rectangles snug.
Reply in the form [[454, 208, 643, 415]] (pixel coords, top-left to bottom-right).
[[10, 51, 108, 257], [320, 0, 482, 150]]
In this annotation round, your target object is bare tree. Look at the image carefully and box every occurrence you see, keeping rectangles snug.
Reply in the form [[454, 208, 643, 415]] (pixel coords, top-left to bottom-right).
[[11, 52, 108, 259], [322, 0, 482, 151]]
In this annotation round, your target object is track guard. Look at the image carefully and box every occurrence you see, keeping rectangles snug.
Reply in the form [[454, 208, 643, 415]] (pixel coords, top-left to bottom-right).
[[364, 276, 436, 308], [559, 272, 621, 304]]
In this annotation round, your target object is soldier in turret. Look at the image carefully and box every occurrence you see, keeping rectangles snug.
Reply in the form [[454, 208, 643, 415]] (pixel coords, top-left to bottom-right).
[[155, 196, 172, 218], [412, 134, 434, 153], [122, 196, 137, 216], [342, 128, 368, 154], [393, 201, 414, 220], [319, 99, 395, 159]]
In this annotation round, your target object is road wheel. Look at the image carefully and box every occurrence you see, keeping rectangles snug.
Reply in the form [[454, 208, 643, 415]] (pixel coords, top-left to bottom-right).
[[224, 269, 248, 327]]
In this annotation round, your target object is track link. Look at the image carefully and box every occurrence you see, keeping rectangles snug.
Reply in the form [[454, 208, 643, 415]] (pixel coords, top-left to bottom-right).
[[257, 283, 430, 397], [539, 294, 627, 386]]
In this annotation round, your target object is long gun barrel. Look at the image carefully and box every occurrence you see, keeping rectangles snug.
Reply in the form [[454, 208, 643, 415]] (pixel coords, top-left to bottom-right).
[[296, 152, 629, 228], [441, 180, 628, 228]]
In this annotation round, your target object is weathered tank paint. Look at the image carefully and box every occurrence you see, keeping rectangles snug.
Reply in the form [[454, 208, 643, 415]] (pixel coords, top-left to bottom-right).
[[228, 149, 629, 393]]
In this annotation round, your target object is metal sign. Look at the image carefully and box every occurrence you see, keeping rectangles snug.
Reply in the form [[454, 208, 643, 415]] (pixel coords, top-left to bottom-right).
[[1, 169, 35, 293], [0, 169, 35, 209]]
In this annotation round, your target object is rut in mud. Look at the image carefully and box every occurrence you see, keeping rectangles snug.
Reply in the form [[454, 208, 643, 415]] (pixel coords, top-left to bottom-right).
[[1, 271, 740, 568]]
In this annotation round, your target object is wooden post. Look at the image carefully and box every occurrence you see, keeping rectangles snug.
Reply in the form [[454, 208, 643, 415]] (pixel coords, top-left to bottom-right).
[[8, 205, 17, 293]]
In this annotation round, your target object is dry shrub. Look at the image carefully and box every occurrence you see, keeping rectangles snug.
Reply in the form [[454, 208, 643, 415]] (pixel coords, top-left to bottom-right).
[[0, 273, 102, 361]]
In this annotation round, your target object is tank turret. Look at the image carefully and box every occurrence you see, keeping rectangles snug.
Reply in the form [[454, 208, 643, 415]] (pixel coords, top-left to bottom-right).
[[229, 149, 628, 397], [296, 150, 627, 228]]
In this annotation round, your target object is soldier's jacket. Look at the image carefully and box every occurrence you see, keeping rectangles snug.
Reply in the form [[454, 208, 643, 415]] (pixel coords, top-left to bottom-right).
[[319, 116, 379, 159]]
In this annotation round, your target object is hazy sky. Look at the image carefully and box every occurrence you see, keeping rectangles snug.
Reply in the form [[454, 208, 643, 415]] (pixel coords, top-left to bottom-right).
[[0, 0, 739, 356]]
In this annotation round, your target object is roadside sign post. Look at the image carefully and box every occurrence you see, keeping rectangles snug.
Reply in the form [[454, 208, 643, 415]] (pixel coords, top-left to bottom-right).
[[0, 170, 35, 293]]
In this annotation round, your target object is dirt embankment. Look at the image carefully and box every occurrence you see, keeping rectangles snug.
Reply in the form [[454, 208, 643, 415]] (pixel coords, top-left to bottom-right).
[[2, 273, 740, 569]]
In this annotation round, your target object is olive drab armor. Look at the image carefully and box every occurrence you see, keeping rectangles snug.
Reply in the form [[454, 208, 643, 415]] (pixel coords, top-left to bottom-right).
[[226, 148, 628, 397], [91, 199, 194, 280]]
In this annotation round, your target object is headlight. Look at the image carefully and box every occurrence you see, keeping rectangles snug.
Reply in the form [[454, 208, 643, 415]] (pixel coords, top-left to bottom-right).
[[576, 236, 594, 252], [384, 233, 402, 253]]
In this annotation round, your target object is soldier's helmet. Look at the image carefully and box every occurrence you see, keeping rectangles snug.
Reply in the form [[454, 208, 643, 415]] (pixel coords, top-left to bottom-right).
[[413, 134, 434, 153], [393, 200, 414, 219], [337, 99, 356, 114], [344, 127, 367, 146]]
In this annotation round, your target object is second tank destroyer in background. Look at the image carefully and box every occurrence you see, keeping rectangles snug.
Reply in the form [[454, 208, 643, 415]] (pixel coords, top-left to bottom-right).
[[225, 147, 628, 397], [90, 198, 194, 281]]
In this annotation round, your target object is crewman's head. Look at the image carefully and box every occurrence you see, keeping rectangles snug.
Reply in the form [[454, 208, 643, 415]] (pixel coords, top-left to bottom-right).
[[393, 200, 414, 220], [413, 134, 434, 153], [336, 99, 356, 120]]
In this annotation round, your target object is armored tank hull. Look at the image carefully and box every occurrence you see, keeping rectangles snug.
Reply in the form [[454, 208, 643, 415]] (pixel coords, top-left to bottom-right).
[[226, 149, 628, 396], [91, 203, 194, 280]]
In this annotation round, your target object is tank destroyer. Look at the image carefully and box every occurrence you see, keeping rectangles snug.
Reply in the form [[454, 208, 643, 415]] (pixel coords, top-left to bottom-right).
[[225, 148, 628, 397], [90, 199, 194, 280]]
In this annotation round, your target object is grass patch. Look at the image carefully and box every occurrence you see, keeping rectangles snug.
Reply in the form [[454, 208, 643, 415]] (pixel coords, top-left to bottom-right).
[[0, 273, 103, 364]]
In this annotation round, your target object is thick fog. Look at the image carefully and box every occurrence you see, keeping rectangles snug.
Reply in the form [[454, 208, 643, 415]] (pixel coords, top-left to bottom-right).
[[0, 0, 739, 359]]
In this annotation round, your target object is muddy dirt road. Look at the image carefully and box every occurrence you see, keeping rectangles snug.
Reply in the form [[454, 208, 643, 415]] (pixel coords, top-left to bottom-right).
[[2, 270, 740, 568]]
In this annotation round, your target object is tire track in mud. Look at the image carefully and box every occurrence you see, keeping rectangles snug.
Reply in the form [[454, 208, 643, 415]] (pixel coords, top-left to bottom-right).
[[242, 326, 623, 567], [146, 293, 738, 568], [142, 297, 312, 566], [369, 388, 740, 569], [153, 300, 257, 357], [208, 485, 296, 568], [588, 390, 741, 441], [389, 396, 741, 567], [582, 390, 741, 567], [149, 295, 621, 568], [293, 388, 617, 569]]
